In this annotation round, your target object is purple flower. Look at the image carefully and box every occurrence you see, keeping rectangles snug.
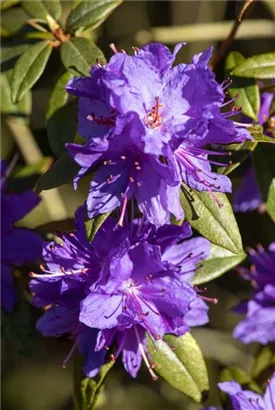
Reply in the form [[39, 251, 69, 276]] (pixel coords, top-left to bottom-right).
[[233, 243, 275, 344], [217, 372, 275, 410], [1, 161, 43, 312], [30, 206, 211, 378], [66, 42, 251, 226], [233, 92, 275, 213]]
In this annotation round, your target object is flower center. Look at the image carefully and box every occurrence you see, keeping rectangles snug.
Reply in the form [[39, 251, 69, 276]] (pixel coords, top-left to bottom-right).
[[146, 96, 164, 129]]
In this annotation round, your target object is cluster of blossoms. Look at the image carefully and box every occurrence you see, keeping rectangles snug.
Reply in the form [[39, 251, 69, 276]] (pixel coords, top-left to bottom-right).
[[203, 372, 275, 410], [30, 205, 211, 378], [233, 92, 275, 213], [233, 243, 275, 345], [1, 160, 43, 312], [65, 42, 251, 226]]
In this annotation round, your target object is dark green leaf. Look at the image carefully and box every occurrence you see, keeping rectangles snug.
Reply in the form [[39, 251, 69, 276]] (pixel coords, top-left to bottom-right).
[[47, 102, 77, 157], [266, 178, 275, 222], [85, 213, 111, 242], [60, 37, 104, 77], [147, 332, 208, 403], [1, 44, 30, 65], [14, 157, 53, 178], [22, 0, 62, 20], [252, 346, 275, 378], [1, 71, 32, 119], [35, 152, 79, 192], [180, 183, 243, 254], [46, 71, 73, 119], [231, 52, 275, 79], [73, 354, 114, 410], [0, 0, 20, 11], [11, 40, 52, 103], [1, 302, 35, 355], [192, 245, 246, 285], [1, 7, 28, 36], [225, 51, 260, 121], [65, 0, 122, 33], [253, 144, 275, 201], [220, 367, 262, 394]]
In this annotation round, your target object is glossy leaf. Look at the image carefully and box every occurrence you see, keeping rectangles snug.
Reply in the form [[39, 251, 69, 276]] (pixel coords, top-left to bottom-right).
[[47, 102, 77, 157], [1, 302, 35, 355], [225, 51, 260, 121], [231, 52, 275, 79], [85, 212, 111, 242], [65, 0, 122, 33], [0, 0, 20, 11], [73, 355, 114, 410], [46, 71, 74, 119], [11, 41, 52, 103], [22, 0, 62, 20], [192, 245, 246, 285], [1, 7, 28, 36], [1, 71, 32, 118], [1, 44, 30, 65], [266, 178, 275, 223], [35, 152, 79, 193], [147, 332, 209, 403], [253, 144, 275, 201], [61, 37, 104, 77], [180, 183, 243, 254]]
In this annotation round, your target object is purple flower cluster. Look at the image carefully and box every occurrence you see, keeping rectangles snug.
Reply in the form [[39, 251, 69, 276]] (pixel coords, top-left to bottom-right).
[[1, 161, 43, 312], [233, 243, 275, 344], [66, 42, 251, 226], [30, 206, 212, 378], [203, 372, 275, 410]]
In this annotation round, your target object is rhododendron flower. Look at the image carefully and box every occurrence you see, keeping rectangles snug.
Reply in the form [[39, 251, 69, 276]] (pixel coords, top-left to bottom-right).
[[30, 206, 212, 378], [233, 243, 275, 344], [1, 161, 43, 312], [66, 42, 251, 226]]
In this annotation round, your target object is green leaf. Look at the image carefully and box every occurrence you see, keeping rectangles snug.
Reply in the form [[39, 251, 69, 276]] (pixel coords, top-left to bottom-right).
[[11, 40, 52, 103], [0, 0, 20, 11], [192, 245, 246, 285], [14, 157, 53, 178], [180, 183, 243, 254], [1, 302, 35, 355], [248, 124, 275, 143], [60, 37, 104, 77], [220, 367, 262, 394], [73, 355, 114, 410], [1, 7, 28, 36], [65, 0, 122, 33], [266, 178, 275, 222], [225, 51, 260, 121], [147, 332, 209, 403], [231, 52, 275, 79], [46, 71, 73, 119], [47, 102, 77, 157], [253, 144, 275, 201], [1, 44, 30, 65], [252, 346, 275, 378], [22, 0, 62, 20], [1, 70, 32, 119], [85, 213, 111, 242], [35, 152, 79, 192]]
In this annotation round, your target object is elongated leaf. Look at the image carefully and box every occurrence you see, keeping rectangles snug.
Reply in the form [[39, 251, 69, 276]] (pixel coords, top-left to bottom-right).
[[1, 7, 28, 36], [1, 44, 30, 65], [220, 367, 262, 394], [85, 213, 111, 242], [61, 37, 104, 77], [22, 0, 61, 20], [46, 71, 73, 119], [231, 52, 275, 79], [192, 245, 246, 285], [266, 178, 275, 223], [47, 103, 77, 157], [180, 183, 243, 254], [1, 70, 32, 119], [35, 152, 79, 192], [73, 355, 114, 410], [249, 125, 275, 143], [11, 41, 52, 103], [14, 157, 53, 178], [65, 0, 122, 33], [253, 144, 275, 201], [225, 51, 260, 121], [147, 332, 208, 403], [1, 0, 20, 11], [252, 346, 275, 379]]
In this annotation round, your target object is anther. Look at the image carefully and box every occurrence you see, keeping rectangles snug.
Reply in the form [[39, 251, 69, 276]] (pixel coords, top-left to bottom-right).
[[121, 155, 126, 160]]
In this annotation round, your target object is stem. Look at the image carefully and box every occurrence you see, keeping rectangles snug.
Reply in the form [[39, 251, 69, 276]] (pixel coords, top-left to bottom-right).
[[210, 0, 254, 70]]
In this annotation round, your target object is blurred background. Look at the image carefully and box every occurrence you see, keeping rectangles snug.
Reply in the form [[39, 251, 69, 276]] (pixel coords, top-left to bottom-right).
[[1, 1, 275, 409]]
